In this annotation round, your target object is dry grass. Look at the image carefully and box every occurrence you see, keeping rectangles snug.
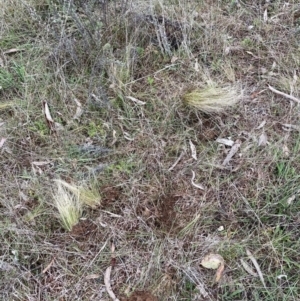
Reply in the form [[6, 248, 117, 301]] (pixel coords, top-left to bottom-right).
[[183, 83, 242, 113], [53, 180, 82, 231], [1, 0, 300, 300]]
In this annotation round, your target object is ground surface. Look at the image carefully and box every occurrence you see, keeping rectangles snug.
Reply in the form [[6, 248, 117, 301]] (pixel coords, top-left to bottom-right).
[[1, 0, 300, 300]]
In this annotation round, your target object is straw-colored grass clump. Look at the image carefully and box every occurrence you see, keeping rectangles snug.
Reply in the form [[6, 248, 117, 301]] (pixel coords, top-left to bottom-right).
[[183, 84, 242, 113], [53, 181, 82, 231], [53, 179, 101, 231]]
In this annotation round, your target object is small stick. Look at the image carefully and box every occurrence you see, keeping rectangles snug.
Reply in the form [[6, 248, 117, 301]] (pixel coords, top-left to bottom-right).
[[42, 258, 55, 274], [104, 242, 120, 301], [268, 85, 300, 104], [168, 152, 184, 171], [191, 170, 205, 190]]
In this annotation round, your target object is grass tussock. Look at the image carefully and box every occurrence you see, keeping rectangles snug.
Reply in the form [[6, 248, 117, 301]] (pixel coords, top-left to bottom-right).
[[183, 84, 242, 113], [54, 179, 101, 209], [53, 180, 82, 231]]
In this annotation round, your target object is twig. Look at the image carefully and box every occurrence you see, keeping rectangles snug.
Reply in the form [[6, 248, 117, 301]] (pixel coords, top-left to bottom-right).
[[42, 257, 55, 274], [104, 242, 120, 301], [246, 249, 266, 289], [268, 85, 300, 104], [168, 152, 184, 171], [191, 170, 205, 190]]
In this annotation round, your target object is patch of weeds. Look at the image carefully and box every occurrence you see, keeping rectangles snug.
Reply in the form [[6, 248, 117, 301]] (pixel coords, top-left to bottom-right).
[[241, 37, 254, 49], [28, 119, 50, 136], [179, 279, 197, 301], [220, 284, 246, 301], [106, 158, 136, 175], [274, 161, 298, 181], [86, 121, 106, 138], [0, 68, 14, 90]]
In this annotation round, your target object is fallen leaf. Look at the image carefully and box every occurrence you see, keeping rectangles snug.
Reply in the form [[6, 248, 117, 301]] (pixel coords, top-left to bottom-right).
[[255, 120, 266, 130], [3, 48, 25, 55], [43, 101, 54, 122], [240, 259, 258, 277], [124, 132, 134, 141], [0, 138, 6, 148], [201, 253, 225, 282], [282, 124, 300, 132], [286, 195, 295, 205], [73, 106, 83, 120], [189, 140, 197, 160], [263, 9, 268, 22], [282, 144, 290, 157], [222, 139, 241, 165], [246, 249, 266, 289], [85, 274, 101, 280], [171, 56, 178, 63], [201, 254, 224, 269], [111, 129, 117, 146], [191, 170, 204, 190], [224, 46, 243, 55], [43, 101, 56, 132], [126, 96, 146, 105], [217, 226, 224, 232], [216, 138, 234, 147], [194, 59, 200, 72], [32, 161, 51, 166], [258, 133, 268, 146], [73, 98, 84, 120]]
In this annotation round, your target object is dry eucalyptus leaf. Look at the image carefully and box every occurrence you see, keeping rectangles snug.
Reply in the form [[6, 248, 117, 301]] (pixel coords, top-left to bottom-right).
[[171, 56, 178, 63], [194, 58, 200, 72], [3, 48, 25, 55], [286, 195, 295, 205], [191, 170, 204, 190], [246, 249, 266, 289], [240, 259, 258, 277], [255, 120, 266, 130], [0, 137, 6, 148], [189, 140, 197, 160], [258, 133, 268, 147], [216, 138, 234, 147], [222, 140, 241, 165], [201, 254, 224, 269], [126, 96, 146, 105], [201, 253, 225, 282]]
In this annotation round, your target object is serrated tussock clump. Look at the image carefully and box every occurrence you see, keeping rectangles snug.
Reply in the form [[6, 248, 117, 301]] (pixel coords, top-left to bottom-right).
[[183, 84, 242, 113], [53, 181, 82, 231], [54, 179, 101, 209]]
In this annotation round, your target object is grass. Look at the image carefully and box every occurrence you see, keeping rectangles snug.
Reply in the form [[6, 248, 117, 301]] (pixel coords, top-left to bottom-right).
[[183, 83, 242, 113], [1, 0, 300, 300], [53, 180, 82, 231]]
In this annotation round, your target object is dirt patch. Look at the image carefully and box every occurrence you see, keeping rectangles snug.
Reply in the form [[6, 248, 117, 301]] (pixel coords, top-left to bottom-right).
[[122, 291, 158, 301], [198, 118, 221, 142], [69, 219, 97, 241], [156, 194, 178, 231], [101, 186, 122, 207], [138, 194, 180, 234]]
